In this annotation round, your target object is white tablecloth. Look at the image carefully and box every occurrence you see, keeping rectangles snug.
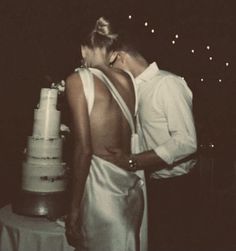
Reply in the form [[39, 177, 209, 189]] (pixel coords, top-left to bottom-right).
[[0, 205, 74, 251]]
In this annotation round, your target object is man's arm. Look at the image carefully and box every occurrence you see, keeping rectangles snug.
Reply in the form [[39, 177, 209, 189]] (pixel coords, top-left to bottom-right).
[[103, 147, 167, 171], [103, 76, 197, 172], [65, 73, 92, 246], [152, 76, 197, 166]]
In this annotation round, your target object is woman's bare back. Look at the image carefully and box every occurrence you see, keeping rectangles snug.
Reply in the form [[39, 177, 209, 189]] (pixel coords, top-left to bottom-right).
[[89, 68, 136, 156]]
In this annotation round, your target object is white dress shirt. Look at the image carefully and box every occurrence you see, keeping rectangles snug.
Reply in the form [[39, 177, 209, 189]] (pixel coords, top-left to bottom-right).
[[136, 62, 197, 179]]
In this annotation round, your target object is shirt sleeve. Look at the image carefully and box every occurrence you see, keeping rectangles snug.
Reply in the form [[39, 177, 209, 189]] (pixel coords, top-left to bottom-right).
[[153, 76, 197, 164]]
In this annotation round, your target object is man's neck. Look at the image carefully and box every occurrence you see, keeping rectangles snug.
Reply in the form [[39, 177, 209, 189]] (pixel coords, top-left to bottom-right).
[[128, 56, 149, 78]]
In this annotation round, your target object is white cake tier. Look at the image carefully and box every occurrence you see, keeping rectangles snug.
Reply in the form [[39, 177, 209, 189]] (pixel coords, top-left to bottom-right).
[[32, 109, 60, 138], [26, 137, 62, 162], [39, 88, 58, 109], [22, 162, 67, 193]]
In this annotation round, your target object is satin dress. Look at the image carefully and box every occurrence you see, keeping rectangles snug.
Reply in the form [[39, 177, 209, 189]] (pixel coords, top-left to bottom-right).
[[74, 68, 145, 251]]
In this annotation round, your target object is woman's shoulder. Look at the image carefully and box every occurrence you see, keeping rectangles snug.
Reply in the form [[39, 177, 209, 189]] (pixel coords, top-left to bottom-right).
[[65, 71, 83, 90], [109, 68, 133, 85], [89, 67, 131, 85]]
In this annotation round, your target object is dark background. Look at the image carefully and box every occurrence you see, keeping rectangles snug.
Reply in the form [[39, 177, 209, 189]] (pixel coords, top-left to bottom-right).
[[0, 0, 235, 203]]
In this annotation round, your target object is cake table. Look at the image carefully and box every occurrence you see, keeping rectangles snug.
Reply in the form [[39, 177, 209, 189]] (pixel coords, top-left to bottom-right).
[[0, 205, 74, 251]]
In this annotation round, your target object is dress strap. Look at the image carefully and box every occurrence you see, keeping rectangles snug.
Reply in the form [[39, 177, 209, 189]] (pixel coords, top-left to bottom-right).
[[75, 68, 95, 115], [123, 70, 138, 116]]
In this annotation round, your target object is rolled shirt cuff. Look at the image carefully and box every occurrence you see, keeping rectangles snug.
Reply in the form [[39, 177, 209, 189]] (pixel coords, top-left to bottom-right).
[[154, 145, 174, 165]]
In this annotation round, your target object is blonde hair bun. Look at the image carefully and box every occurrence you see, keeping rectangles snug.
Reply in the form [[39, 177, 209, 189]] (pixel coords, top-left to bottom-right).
[[94, 17, 118, 39]]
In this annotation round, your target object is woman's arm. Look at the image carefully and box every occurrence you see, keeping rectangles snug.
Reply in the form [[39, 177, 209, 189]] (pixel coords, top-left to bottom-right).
[[65, 73, 92, 246]]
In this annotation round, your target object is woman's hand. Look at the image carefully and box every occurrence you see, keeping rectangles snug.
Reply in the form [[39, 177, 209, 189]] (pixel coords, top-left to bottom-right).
[[65, 214, 81, 247]]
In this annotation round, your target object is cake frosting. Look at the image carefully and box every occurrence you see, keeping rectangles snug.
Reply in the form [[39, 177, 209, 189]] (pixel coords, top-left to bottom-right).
[[26, 137, 63, 162], [22, 88, 67, 193], [32, 109, 61, 138]]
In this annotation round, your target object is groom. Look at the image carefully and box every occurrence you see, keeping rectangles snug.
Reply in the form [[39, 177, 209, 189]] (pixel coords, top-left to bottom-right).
[[105, 29, 198, 251]]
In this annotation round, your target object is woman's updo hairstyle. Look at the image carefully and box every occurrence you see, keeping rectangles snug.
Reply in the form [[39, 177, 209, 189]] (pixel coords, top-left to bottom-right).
[[81, 17, 119, 52]]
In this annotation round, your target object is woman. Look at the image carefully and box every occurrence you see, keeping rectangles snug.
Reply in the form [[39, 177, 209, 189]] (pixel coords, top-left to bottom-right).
[[65, 17, 145, 251]]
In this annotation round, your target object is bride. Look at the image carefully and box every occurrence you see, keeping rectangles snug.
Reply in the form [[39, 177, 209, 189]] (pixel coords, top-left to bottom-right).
[[65, 17, 146, 251]]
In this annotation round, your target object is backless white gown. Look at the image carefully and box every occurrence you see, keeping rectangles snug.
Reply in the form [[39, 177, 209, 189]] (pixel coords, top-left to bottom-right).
[[74, 68, 147, 251]]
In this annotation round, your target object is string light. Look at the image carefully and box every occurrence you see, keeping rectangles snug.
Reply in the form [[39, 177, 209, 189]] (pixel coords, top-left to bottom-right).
[[127, 19, 231, 86]]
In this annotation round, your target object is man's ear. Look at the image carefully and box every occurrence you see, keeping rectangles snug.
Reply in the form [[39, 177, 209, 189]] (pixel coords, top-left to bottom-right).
[[109, 51, 118, 65]]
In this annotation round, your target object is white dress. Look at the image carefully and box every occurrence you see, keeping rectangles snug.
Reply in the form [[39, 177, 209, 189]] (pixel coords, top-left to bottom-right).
[[73, 68, 147, 251]]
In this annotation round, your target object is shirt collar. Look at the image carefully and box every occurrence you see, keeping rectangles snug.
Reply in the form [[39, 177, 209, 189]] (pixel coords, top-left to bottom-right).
[[135, 62, 159, 84]]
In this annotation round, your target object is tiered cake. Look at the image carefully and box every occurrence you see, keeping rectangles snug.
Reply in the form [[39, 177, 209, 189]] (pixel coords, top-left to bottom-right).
[[13, 88, 68, 218]]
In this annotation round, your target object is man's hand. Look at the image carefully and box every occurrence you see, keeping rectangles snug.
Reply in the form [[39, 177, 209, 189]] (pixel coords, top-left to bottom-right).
[[102, 148, 170, 173], [101, 147, 130, 171]]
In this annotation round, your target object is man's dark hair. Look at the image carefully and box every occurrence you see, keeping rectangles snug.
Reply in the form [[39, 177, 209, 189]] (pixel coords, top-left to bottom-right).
[[115, 21, 155, 62], [117, 26, 146, 57]]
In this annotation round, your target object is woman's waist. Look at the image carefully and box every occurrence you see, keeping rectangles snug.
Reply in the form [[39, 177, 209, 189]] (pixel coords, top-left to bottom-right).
[[93, 146, 130, 157]]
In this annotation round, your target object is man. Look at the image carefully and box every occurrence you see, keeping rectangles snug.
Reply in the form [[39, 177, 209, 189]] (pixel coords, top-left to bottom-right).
[[105, 32, 198, 251]]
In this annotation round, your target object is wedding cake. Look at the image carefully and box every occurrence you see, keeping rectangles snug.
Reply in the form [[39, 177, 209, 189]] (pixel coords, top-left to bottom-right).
[[13, 88, 68, 218]]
